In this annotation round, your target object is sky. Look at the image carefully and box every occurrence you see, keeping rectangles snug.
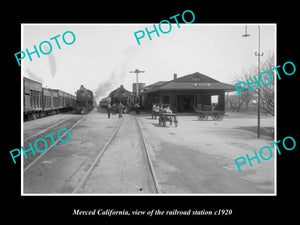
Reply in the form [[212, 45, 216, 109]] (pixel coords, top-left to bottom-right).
[[22, 24, 275, 102]]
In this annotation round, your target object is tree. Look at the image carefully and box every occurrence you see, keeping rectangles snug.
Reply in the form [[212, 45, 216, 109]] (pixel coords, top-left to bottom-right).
[[232, 54, 275, 116]]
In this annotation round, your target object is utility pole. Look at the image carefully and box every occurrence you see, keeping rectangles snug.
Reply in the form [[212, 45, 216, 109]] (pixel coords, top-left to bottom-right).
[[129, 68, 145, 101], [242, 25, 264, 138], [255, 26, 264, 138]]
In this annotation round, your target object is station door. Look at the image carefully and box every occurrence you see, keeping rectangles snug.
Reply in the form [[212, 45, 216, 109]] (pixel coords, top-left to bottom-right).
[[176, 95, 195, 112]]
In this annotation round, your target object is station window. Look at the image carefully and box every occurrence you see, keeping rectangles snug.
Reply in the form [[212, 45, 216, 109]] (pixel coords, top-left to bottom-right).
[[211, 95, 219, 104]]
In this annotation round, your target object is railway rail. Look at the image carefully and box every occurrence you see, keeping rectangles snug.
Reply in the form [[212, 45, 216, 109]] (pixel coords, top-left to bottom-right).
[[135, 116, 161, 193], [23, 112, 160, 194], [72, 115, 161, 194], [23, 115, 84, 172], [24, 118, 69, 142]]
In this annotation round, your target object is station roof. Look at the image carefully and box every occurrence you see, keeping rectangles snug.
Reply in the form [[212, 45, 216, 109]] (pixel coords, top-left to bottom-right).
[[142, 72, 236, 93]]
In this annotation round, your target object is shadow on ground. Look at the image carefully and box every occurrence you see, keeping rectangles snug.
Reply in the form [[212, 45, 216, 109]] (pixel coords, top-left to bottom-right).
[[235, 126, 274, 138]]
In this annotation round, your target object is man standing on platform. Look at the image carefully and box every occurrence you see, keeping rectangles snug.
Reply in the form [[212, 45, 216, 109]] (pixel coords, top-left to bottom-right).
[[135, 102, 140, 114], [107, 103, 112, 118], [117, 102, 125, 118]]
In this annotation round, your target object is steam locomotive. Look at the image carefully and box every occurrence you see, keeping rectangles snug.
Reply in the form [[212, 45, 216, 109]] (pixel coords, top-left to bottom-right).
[[75, 85, 94, 114], [100, 85, 134, 107]]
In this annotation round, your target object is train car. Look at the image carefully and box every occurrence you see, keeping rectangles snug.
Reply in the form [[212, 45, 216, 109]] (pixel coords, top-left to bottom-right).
[[51, 89, 59, 111], [42, 88, 76, 114], [64, 92, 73, 111], [64, 92, 76, 111], [70, 94, 76, 109], [58, 90, 65, 109], [24, 76, 76, 121], [42, 87, 53, 115], [24, 77, 43, 120], [75, 85, 94, 114]]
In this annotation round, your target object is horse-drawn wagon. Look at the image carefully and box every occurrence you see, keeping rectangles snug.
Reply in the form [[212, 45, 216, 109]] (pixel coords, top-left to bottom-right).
[[194, 105, 224, 121], [151, 104, 178, 127], [159, 113, 178, 127]]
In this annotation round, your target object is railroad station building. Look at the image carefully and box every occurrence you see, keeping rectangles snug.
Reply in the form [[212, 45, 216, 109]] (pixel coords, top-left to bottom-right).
[[140, 72, 236, 112]]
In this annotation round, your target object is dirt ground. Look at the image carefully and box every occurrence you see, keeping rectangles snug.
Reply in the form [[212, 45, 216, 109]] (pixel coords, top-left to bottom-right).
[[80, 114, 157, 194], [23, 110, 120, 193], [23, 109, 275, 194], [138, 111, 275, 194]]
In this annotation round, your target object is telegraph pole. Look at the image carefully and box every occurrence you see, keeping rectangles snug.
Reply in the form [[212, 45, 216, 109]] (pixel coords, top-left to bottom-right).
[[130, 68, 145, 100], [242, 25, 264, 138], [255, 26, 264, 138]]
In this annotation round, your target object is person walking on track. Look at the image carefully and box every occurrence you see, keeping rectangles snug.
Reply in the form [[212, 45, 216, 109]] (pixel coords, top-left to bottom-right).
[[117, 102, 125, 118]]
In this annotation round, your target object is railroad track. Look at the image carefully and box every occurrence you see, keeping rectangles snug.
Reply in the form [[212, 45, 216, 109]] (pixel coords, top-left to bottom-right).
[[23, 115, 84, 172], [24, 118, 70, 141], [135, 116, 161, 194], [72, 114, 161, 194]]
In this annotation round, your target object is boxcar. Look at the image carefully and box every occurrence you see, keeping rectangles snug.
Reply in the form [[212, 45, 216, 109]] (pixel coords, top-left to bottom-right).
[[24, 77, 43, 120], [58, 90, 64, 109], [70, 94, 76, 109], [64, 92, 68, 109], [51, 89, 59, 111], [62, 91, 75, 112], [24, 77, 76, 120], [42, 87, 53, 114]]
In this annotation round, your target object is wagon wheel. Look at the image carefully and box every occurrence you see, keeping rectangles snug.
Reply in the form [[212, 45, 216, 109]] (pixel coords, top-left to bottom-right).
[[32, 113, 37, 120], [218, 114, 224, 120], [198, 113, 204, 120], [174, 119, 178, 127], [212, 114, 218, 121], [163, 118, 166, 127], [159, 116, 162, 125], [28, 113, 33, 121]]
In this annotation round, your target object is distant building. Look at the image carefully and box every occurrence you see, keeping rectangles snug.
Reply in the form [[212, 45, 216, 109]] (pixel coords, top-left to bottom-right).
[[141, 72, 236, 112], [132, 83, 145, 94]]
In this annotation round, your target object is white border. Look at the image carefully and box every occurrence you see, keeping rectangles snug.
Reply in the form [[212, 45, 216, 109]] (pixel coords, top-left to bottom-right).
[[21, 23, 277, 196]]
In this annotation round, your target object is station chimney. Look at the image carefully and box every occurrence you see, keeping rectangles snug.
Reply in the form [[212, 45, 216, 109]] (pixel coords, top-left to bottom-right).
[[173, 73, 177, 80]]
